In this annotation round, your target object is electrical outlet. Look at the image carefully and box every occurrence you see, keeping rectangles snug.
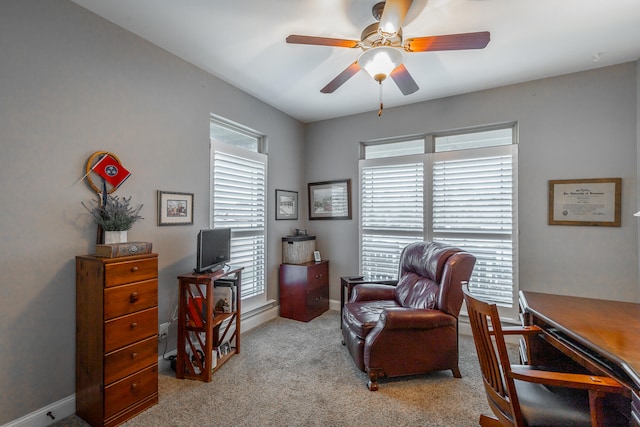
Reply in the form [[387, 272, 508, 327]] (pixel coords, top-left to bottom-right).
[[158, 322, 170, 341]]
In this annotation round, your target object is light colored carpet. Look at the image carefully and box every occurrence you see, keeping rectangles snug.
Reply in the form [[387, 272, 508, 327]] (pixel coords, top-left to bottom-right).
[[54, 310, 496, 427]]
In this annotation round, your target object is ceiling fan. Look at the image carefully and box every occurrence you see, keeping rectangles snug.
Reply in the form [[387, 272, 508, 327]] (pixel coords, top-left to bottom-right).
[[286, 0, 490, 101]]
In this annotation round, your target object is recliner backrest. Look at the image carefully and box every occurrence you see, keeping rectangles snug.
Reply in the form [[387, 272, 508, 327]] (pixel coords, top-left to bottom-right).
[[395, 272, 440, 309], [395, 241, 475, 316]]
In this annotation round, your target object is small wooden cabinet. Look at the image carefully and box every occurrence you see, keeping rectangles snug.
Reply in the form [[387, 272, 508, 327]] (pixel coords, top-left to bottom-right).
[[279, 260, 329, 322], [76, 253, 159, 427]]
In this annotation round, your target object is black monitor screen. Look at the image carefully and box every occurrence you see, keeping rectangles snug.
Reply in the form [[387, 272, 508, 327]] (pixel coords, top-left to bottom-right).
[[196, 228, 231, 273]]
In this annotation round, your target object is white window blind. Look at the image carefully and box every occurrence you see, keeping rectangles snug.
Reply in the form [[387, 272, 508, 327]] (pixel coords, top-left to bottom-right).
[[211, 140, 267, 306], [360, 159, 424, 278], [430, 144, 517, 310]]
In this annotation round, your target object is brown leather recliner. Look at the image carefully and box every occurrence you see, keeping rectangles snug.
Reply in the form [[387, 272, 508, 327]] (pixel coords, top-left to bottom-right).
[[341, 241, 476, 390]]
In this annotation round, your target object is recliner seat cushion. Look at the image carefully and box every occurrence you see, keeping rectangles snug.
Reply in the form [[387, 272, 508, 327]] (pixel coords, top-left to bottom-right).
[[342, 300, 400, 339]]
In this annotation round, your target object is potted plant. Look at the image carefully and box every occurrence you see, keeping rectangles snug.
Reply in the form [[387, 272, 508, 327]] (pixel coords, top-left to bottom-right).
[[82, 195, 143, 243]]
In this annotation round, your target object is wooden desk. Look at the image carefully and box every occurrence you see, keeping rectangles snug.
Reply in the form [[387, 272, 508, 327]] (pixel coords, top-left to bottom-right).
[[520, 291, 640, 425]]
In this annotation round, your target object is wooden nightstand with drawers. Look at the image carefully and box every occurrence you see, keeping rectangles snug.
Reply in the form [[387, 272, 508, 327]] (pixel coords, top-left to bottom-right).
[[76, 253, 159, 427]]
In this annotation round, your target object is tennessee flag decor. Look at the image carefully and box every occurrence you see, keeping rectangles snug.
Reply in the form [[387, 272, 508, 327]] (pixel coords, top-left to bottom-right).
[[92, 153, 131, 188], [84, 151, 131, 194]]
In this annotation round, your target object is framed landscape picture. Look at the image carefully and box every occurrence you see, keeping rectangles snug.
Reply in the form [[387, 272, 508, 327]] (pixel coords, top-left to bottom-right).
[[308, 179, 352, 220], [157, 190, 194, 226], [276, 189, 298, 220]]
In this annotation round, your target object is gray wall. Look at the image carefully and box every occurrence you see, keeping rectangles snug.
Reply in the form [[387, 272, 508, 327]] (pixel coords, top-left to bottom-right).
[[637, 62, 640, 284], [1, 0, 638, 424], [305, 63, 639, 306], [0, 0, 305, 423]]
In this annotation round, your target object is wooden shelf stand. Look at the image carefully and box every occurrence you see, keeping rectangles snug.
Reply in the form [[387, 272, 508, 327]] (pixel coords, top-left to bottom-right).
[[175, 266, 243, 382]]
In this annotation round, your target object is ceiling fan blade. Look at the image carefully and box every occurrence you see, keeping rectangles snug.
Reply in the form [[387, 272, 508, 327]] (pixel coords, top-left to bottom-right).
[[321, 61, 361, 93], [390, 64, 419, 95], [404, 31, 491, 52], [379, 0, 413, 36], [286, 35, 360, 48]]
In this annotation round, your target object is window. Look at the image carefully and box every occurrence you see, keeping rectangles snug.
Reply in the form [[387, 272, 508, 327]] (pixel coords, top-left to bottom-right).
[[210, 117, 267, 311], [434, 128, 512, 152], [363, 138, 425, 159], [359, 125, 518, 319]]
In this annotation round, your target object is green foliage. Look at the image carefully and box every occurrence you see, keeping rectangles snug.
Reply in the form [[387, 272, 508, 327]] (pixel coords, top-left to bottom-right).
[[82, 195, 143, 231]]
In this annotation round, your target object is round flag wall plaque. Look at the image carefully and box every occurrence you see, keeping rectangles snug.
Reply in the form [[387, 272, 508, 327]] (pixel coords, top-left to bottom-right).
[[84, 151, 131, 194]]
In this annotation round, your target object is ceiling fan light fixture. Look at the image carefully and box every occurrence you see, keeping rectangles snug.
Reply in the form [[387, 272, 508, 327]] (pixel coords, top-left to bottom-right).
[[358, 46, 403, 82]]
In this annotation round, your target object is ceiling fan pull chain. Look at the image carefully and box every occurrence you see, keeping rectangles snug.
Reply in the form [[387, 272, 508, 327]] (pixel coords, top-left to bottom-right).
[[378, 81, 384, 116]]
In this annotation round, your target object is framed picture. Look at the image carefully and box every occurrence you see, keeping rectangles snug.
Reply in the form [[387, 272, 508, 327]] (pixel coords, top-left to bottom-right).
[[157, 190, 194, 226], [308, 179, 352, 220], [548, 178, 621, 227], [275, 189, 298, 220]]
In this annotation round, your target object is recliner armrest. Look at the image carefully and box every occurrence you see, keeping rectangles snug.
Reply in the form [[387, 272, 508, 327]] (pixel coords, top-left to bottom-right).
[[379, 307, 455, 330], [350, 283, 397, 303], [365, 280, 397, 286]]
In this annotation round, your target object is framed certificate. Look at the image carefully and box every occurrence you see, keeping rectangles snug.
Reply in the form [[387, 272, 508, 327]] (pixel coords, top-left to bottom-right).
[[548, 178, 621, 227]]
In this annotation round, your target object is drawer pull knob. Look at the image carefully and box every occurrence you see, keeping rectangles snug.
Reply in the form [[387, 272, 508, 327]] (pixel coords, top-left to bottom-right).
[[130, 322, 138, 329], [131, 352, 138, 359], [129, 292, 139, 303], [131, 266, 139, 272], [131, 382, 138, 390]]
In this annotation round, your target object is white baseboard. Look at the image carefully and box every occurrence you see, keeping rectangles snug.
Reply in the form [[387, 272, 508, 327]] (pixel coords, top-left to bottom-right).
[[242, 303, 279, 332], [1, 395, 75, 427]]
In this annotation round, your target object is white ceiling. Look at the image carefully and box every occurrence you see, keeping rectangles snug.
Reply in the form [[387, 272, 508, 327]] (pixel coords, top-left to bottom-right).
[[70, 0, 640, 123]]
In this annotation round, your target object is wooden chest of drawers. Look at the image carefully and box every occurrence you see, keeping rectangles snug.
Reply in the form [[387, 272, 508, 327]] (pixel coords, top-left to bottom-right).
[[279, 260, 329, 322], [76, 253, 158, 427]]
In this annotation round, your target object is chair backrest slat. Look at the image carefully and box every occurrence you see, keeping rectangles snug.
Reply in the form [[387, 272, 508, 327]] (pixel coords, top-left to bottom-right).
[[464, 287, 524, 426]]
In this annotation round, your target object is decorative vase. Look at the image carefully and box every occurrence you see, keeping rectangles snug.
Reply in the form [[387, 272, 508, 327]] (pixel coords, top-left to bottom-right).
[[104, 230, 128, 244]]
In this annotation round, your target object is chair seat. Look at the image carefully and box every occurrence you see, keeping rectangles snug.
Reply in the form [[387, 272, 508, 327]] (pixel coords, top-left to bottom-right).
[[515, 380, 629, 427], [342, 300, 400, 339], [515, 380, 590, 426]]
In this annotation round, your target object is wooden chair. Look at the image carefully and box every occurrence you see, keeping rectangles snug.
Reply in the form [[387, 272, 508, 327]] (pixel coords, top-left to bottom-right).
[[462, 286, 630, 427]]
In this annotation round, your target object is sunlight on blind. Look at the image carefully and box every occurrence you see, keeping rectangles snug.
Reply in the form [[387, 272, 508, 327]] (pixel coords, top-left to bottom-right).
[[433, 156, 513, 233], [213, 150, 266, 301], [229, 233, 265, 299], [213, 152, 266, 229], [432, 150, 515, 307], [361, 162, 424, 278]]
